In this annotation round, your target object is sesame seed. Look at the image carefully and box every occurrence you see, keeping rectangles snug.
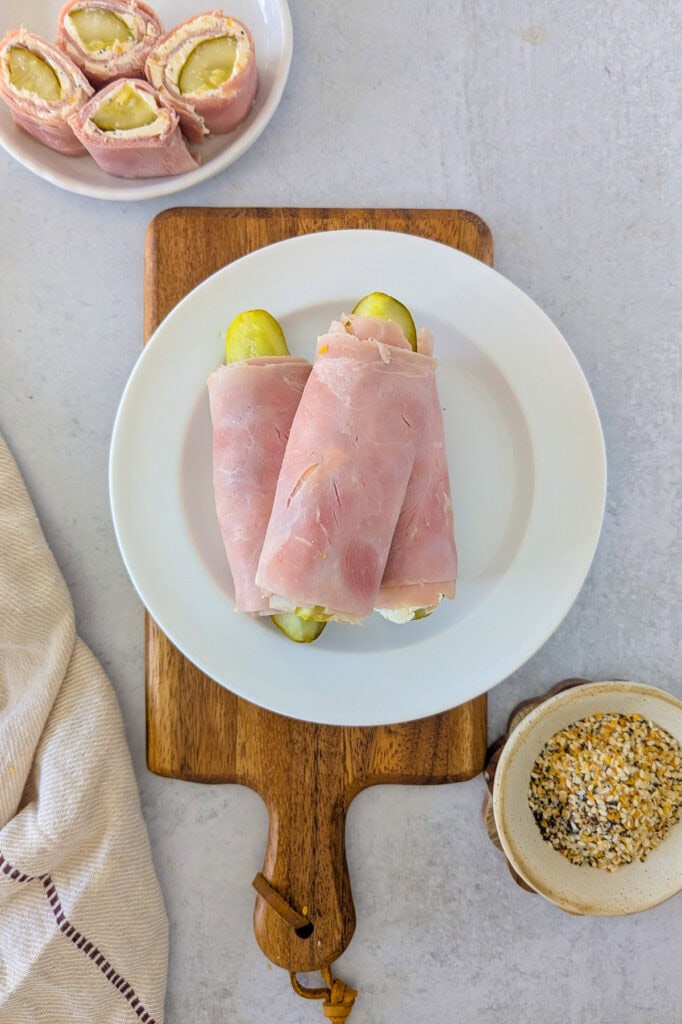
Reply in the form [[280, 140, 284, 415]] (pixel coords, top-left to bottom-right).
[[528, 713, 682, 870]]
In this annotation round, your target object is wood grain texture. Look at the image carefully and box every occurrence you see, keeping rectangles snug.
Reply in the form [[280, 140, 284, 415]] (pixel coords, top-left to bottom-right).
[[144, 208, 491, 972]]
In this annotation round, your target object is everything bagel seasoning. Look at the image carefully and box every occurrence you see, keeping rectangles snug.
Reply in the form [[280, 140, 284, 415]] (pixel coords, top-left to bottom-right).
[[528, 712, 682, 869]]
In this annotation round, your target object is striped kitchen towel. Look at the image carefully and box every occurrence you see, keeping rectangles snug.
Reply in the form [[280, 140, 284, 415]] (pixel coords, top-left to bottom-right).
[[0, 434, 168, 1022]]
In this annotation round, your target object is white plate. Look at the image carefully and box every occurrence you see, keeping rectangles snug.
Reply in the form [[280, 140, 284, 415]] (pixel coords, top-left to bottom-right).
[[109, 230, 606, 726], [0, 0, 292, 200]]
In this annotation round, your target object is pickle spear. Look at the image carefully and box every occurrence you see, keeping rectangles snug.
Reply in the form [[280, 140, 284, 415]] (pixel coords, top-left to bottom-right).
[[8, 47, 61, 101], [68, 9, 133, 52], [224, 309, 326, 643], [91, 83, 157, 131], [178, 36, 237, 94], [294, 604, 330, 623], [272, 612, 326, 643], [351, 291, 418, 351], [226, 309, 290, 363]]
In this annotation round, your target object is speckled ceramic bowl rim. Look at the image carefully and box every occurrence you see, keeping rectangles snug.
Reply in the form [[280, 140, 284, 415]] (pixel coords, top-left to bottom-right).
[[493, 681, 682, 915]]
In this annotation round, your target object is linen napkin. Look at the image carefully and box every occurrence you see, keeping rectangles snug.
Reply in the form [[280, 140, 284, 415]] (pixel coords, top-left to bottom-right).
[[0, 434, 168, 1023]]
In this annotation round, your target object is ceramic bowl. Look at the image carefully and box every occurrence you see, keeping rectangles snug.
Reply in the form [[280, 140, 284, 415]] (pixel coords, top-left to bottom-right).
[[0, 0, 293, 200], [492, 681, 682, 915]]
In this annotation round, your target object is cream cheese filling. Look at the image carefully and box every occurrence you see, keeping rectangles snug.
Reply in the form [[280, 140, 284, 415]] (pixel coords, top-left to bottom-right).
[[376, 596, 444, 623]]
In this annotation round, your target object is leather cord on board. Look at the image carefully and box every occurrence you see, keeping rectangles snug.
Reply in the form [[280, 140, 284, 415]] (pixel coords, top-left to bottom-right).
[[291, 965, 357, 1022], [252, 873, 357, 1021], [252, 872, 310, 931]]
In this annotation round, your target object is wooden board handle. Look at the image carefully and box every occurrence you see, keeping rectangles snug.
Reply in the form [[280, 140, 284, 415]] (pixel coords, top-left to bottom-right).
[[253, 767, 355, 972], [244, 696, 488, 972]]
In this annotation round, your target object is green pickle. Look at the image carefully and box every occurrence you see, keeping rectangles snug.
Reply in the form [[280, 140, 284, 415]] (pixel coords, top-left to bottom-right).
[[352, 291, 418, 351], [8, 47, 61, 101], [294, 605, 330, 623], [91, 83, 157, 131], [178, 36, 237, 95], [225, 309, 290, 362], [68, 9, 133, 52], [272, 613, 326, 644]]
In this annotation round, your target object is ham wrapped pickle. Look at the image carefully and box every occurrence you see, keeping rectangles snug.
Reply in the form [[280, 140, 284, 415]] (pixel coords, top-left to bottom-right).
[[207, 311, 324, 643], [256, 295, 457, 627], [256, 321, 441, 624], [69, 78, 197, 177], [145, 11, 258, 142], [348, 299, 457, 622], [208, 356, 311, 612], [56, 0, 163, 89], [210, 297, 456, 638], [0, 29, 94, 155]]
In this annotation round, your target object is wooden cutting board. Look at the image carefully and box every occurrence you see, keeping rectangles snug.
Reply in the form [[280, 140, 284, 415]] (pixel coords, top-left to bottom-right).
[[144, 208, 491, 976]]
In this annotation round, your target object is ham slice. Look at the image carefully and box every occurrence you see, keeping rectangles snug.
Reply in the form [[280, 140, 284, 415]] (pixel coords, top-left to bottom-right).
[[69, 78, 197, 177], [338, 314, 413, 350], [375, 364, 457, 617], [256, 328, 438, 623], [0, 29, 94, 155], [342, 315, 457, 619], [56, 0, 163, 89], [145, 11, 257, 143], [207, 357, 312, 614]]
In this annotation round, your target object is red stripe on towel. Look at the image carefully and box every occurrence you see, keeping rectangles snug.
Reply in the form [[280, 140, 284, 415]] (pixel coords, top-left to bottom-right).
[[0, 852, 157, 1023]]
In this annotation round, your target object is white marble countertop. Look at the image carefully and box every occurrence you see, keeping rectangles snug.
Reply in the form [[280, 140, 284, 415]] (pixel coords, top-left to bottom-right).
[[1, 2, 680, 1021]]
